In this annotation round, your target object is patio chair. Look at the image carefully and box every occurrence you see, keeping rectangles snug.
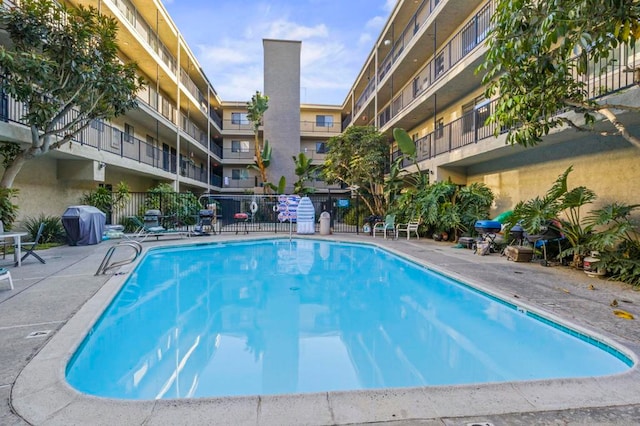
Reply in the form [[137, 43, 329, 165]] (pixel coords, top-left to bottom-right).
[[396, 219, 421, 240], [17, 222, 46, 266], [0, 220, 8, 259], [128, 212, 189, 242], [373, 214, 396, 239], [0, 267, 13, 290]]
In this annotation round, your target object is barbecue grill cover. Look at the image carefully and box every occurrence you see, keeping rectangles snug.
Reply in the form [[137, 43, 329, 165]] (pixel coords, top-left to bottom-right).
[[62, 205, 106, 246]]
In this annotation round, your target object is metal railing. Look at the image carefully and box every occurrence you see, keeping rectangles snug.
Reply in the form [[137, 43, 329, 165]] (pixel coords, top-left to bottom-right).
[[198, 194, 361, 234], [378, 0, 444, 83], [378, 2, 493, 128], [391, 36, 640, 165], [105, 192, 363, 234]]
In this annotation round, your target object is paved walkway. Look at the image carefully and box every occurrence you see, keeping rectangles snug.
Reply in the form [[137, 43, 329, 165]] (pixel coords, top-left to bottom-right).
[[1, 234, 639, 425]]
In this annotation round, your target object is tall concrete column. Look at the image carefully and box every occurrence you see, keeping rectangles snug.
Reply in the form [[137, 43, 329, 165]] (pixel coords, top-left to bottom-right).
[[263, 39, 301, 192]]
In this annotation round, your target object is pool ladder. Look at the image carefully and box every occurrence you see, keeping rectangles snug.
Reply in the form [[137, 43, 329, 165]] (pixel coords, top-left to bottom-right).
[[95, 240, 143, 276]]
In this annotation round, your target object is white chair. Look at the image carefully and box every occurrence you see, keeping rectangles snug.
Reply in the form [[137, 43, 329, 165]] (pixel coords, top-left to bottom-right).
[[396, 220, 421, 240], [0, 267, 13, 290]]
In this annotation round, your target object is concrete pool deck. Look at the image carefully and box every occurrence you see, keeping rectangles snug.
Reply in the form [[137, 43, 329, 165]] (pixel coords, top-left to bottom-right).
[[1, 233, 640, 425]]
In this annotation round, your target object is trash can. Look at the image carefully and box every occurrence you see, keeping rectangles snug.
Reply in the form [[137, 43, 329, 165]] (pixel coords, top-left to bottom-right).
[[319, 211, 331, 235]]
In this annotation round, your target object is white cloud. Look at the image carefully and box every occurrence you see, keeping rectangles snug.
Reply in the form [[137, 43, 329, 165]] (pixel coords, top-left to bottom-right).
[[165, 0, 395, 104], [365, 15, 386, 30], [199, 45, 253, 66], [265, 20, 329, 41]]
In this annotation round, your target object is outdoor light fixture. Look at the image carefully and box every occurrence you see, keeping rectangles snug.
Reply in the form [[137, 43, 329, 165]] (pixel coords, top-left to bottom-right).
[[383, 39, 391, 46], [98, 162, 106, 170]]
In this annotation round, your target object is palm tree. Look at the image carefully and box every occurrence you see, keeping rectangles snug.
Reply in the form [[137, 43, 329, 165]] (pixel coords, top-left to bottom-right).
[[246, 91, 270, 190]]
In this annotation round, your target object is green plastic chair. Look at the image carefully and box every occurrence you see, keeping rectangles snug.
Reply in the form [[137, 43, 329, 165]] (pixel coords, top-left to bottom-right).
[[373, 214, 396, 239]]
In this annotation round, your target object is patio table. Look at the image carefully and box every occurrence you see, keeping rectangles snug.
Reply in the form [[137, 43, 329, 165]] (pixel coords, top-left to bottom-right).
[[0, 231, 28, 267]]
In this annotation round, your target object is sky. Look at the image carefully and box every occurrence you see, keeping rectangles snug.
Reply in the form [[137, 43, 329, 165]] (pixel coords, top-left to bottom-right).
[[162, 0, 396, 105]]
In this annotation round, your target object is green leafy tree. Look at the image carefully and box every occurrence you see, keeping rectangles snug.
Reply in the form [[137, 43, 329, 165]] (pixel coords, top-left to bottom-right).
[[246, 91, 270, 190], [480, 0, 640, 149], [0, 0, 144, 188], [323, 126, 388, 215], [386, 128, 429, 209]]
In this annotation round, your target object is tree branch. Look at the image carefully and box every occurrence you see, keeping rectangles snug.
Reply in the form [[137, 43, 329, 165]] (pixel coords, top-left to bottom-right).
[[598, 107, 640, 149]]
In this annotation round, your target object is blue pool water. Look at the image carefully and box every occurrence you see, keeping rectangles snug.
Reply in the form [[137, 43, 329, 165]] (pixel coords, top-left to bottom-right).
[[66, 239, 632, 399]]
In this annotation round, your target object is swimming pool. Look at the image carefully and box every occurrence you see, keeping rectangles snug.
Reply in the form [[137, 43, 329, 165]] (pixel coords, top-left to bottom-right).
[[66, 239, 632, 399]]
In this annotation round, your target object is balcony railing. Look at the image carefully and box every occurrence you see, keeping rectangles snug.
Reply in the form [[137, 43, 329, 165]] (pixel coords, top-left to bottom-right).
[[390, 98, 501, 166], [379, 2, 493, 128], [299, 148, 327, 161], [180, 113, 208, 147], [392, 37, 640, 167], [137, 82, 176, 123], [0, 87, 214, 184], [222, 148, 255, 160], [209, 109, 223, 128], [300, 121, 341, 134], [223, 119, 254, 132], [377, 0, 444, 83], [108, 0, 177, 74]]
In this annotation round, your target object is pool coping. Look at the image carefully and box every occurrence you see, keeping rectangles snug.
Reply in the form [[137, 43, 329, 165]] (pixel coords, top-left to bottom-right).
[[11, 235, 640, 425]]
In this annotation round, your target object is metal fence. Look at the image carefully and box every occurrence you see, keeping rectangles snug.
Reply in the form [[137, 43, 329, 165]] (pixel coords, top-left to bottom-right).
[[108, 192, 365, 234]]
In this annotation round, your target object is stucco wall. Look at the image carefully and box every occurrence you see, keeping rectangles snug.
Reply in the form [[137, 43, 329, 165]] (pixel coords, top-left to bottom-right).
[[4, 156, 162, 229], [467, 143, 640, 217]]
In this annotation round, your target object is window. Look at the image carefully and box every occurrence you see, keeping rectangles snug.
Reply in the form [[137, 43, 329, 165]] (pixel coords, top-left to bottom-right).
[[462, 20, 477, 55], [435, 52, 445, 78], [463, 96, 490, 133], [462, 101, 476, 134], [231, 112, 248, 125], [475, 102, 491, 129], [232, 169, 249, 180], [91, 120, 104, 132], [231, 140, 250, 153], [435, 118, 444, 139], [315, 115, 334, 127], [146, 135, 156, 158], [315, 142, 327, 154], [124, 123, 134, 143]]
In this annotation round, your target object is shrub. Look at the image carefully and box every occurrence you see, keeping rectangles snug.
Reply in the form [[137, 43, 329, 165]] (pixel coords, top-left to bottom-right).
[[22, 214, 66, 244], [0, 187, 19, 230]]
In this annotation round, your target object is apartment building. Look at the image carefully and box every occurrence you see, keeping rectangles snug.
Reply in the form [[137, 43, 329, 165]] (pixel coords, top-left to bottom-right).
[[340, 0, 640, 213], [1, 0, 638, 224], [0, 0, 343, 223]]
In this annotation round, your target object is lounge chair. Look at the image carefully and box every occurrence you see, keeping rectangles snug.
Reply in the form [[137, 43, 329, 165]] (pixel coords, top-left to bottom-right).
[[396, 219, 421, 240], [128, 210, 190, 242], [373, 214, 396, 239]]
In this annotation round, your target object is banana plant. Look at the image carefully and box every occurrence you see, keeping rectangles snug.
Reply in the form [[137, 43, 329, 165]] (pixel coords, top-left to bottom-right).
[[292, 152, 317, 195]]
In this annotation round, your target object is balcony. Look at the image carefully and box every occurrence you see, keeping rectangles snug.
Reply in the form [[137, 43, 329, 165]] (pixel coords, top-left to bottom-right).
[[378, 2, 493, 129], [180, 113, 208, 148], [300, 121, 341, 134], [107, 0, 177, 74], [223, 119, 253, 132], [377, 0, 444, 83]]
